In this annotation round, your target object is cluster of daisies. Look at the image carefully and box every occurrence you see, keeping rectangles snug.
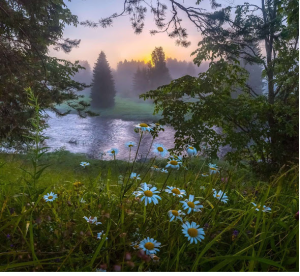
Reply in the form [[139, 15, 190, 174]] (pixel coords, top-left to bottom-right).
[[129, 184, 230, 255], [42, 122, 272, 263]]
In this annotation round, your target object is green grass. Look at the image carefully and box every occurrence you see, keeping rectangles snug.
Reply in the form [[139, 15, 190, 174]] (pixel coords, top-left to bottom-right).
[[56, 95, 161, 121], [0, 148, 298, 272]]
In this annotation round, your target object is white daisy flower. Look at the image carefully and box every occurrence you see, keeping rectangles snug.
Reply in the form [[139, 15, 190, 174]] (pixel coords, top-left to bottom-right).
[[186, 145, 197, 157], [80, 161, 90, 168], [139, 237, 161, 255], [165, 186, 186, 198], [251, 202, 271, 212], [133, 183, 161, 206], [182, 221, 205, 244], [43, 192, 58, 202], [180, 195, 203, 214], [166, 158, 182, 170], [160, 168, 168, 173], [168, 210, 185, 222], [134, 123, 153, 133], [130, 172, 141, 180], [208, 163, 218, 174], [213, 189, 228, 203], [152, 143, 168, 158], [125, 141, 136, 149], [107, 148, 119, 157], [80, 198, 86, 203]]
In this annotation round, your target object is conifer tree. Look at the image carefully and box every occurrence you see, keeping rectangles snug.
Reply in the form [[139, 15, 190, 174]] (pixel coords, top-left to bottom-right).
[[91, 52, 116, 108], [149, 47, 172, 89]]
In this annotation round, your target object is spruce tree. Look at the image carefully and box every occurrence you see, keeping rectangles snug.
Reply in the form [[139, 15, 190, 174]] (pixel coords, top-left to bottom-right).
[[91, 52, 116, 108], [149, 47, 172, 89]]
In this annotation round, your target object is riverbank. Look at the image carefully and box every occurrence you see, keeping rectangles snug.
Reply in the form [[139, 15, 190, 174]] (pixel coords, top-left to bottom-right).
[[55, 95, 162, 121]]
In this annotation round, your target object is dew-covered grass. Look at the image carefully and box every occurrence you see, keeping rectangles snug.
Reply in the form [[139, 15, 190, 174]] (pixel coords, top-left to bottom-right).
[[0, 144, 298, 272]]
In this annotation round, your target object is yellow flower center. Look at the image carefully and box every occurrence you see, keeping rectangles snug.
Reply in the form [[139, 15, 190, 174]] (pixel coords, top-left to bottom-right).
[[187, 201, 195, 208], [216, 194, 220, 197], [140, 123, 148, 127], [157, 147, 164, 152], [189, 146, 194, 150], [144, 190, 153, 197], [48, 196, 53, 199], [152, 255, 159, 261], [111, 150, 115, 154], [257, 205, 261, 209], [170, 160, 178, 166], [171, 188, 180, 195], [188, 228, 198, 237], [210, 167, 217, 171], [171, 210, 179, 216], [155, 123, 160, 126], [134, 244, 139, 249], [153, 165, 158, 168], [128, 144, 133, 147], [144, 242, 155, 250]]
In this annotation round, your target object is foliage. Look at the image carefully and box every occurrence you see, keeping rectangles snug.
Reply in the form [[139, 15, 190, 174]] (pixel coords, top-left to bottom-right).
[[135, 0, 299, 175], [0, 0, 95, 148], [90, 51, 116, 109]]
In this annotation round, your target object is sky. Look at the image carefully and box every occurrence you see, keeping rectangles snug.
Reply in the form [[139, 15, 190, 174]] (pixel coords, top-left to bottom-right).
[[49, 0, 260, 70]]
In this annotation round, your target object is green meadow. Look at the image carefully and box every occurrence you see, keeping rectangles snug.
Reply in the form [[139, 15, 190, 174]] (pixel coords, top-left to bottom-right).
[[0, 144, 298, 272]]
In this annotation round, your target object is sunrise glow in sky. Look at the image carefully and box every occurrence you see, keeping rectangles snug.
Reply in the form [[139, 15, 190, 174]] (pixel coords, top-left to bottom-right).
[[49, 0, 260, 69]]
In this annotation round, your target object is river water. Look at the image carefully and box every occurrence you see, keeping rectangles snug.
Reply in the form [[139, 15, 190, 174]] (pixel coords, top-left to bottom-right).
[[44, 112, 230, 161], [44, 111, 176, 161]]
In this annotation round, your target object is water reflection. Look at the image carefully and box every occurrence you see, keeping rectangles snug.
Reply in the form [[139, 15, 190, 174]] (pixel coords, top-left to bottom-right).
[[45, 112, 175, 160]]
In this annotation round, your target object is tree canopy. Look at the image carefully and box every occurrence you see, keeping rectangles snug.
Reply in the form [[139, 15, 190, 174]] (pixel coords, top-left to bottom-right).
[[0, 0, 93, 148]]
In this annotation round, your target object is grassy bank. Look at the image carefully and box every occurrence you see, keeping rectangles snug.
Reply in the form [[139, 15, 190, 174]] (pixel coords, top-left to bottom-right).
[[0, 149, 298, 272], [56, 95, 161, 121]]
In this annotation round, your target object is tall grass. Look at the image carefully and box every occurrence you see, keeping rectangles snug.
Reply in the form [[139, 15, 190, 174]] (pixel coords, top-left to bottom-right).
[[0, 90, 298, 272]]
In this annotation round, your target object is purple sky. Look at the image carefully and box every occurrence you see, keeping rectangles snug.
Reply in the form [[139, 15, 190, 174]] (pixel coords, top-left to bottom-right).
[[49, 0, 260, 69]]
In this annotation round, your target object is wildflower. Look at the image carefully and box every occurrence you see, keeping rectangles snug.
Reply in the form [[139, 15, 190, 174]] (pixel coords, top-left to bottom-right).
[[161, 168, 168, 173], [166, 158, 182, 170], [180, 195, 203, 214], [182, 221, 205, 244], [139, 237, 161, 255], [125, 252, 132, 261], [43, 192, 58, 202], [107, 148, 119, 157], [80, 161, 90, 168], [213, 189, 228, 203], [130, 172, 141, 181], [151, 165, 160, 171], [251, 202, 271, 212], [134, 183, 161, 206], [202, 173, 209, 177], [97, 231, 107, 240], [96, 269, 106, 272], [152, 143, 168, 158], [80, 198, 86, 203], [6, 234, 11, 239], [208, 163, 218, 175], [221, 177, 228, 182], [150, 254, 160, 263], [134, 123, 153, 133], [131, 241, 140, 250], [165, 186, 186, 198], [200, 186, 205, 190], [232, 230, 239, 241], [168, 210, 185, 222], [125, 141, 136, 148], [186, 145, 197, 157], [83, 216, 102, 225]]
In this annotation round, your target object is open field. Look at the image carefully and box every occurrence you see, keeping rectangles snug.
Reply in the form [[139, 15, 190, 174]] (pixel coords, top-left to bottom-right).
[[0, 148, 298, 272], [55, 95, 161, 121]]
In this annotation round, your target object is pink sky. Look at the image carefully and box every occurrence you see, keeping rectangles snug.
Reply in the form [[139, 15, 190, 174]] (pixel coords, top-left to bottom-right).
[[49, 0, 260, 69]]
